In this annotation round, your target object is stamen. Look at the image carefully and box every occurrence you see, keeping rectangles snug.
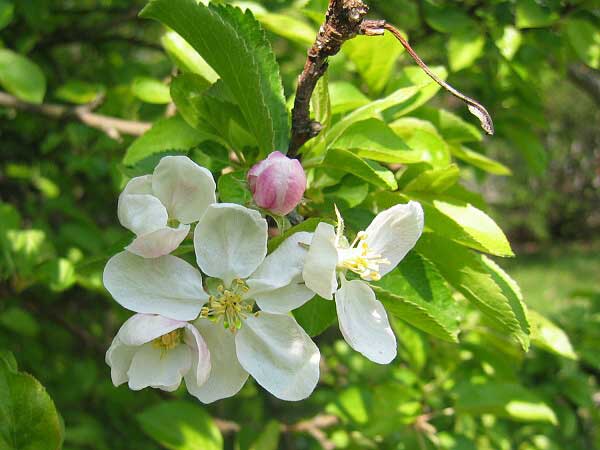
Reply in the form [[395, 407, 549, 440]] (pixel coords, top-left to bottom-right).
[[338, 232, 390, 280], [200, 279, 253, 333], [152, 328, 184, 356]]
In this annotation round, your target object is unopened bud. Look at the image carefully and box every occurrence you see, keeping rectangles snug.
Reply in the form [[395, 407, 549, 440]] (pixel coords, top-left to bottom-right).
[[247, 151, 307, 216]]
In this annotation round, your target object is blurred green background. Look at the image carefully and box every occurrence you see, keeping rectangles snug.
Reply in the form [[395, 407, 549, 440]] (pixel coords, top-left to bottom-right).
[[0, 0, 599, 449]]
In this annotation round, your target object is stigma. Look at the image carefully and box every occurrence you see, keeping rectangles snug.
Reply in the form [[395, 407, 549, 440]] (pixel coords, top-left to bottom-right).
[[200, 279, 253, 333], [338, 232, 390, 281]]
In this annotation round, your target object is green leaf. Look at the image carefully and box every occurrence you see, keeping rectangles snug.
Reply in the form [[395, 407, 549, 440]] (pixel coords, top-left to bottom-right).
[[161, 31, 219, 83], [390, 124, 451, 168], [455, 382, 557, 424], [372, 252, 460, 342], [329, 81, 370, 115], [307, 84, 421, 160], [448, 28, 485, 72], [423, 2, 474, 33], [0, 0, 14, 30], [293, 296, 336, 337], [123, 116, 208, 166], [494, 26, 523, 61], [0, 357, 64, 450], [502, 126, 547, 174], [141, 0, 289, 152], [529, 310, 577, 360], [331, 119, 423, 164], [55, 80, 105, 105], [516, 0, 559, 29], [0, 306, 40, 337], [169, 73, 213, 129], [247, 420, 281, 450], [217, 171, 252, 205], [417, 234, 529, 350], [403, 164, 460, 193], [565, 17, 600, 69], [388, 66, 447, 118], [39, 258, 76, 292], [450, 144, 512, 176], [253, 11, 315, 46], [343, 32, 404, 94], [132, 77, 171, 104], [0, 351, 17, 372], [414, 194, 514, 257], [137, 401, 223, 450], [311, 72, 332, 147], [6, 229, 52, 275], [0, 49, 46, 103], [412, 107, 482, 143], [322, 148, 398, 190]]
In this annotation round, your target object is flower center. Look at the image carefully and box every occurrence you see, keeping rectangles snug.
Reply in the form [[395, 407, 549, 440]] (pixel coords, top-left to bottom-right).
[[200, 279, 253, 333], [338, 232, 390, 281], [152, 329, 184, 352]]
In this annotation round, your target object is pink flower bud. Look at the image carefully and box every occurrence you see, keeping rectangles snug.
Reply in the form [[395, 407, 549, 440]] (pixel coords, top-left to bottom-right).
[[247, 151, 307, 216]]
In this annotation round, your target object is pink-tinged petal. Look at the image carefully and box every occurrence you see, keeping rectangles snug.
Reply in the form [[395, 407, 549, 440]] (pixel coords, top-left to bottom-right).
[[183, 323, 211, 389], [125, 224, 190, 259], [151, 156, 216, 224], [247, 151, 306, 216]]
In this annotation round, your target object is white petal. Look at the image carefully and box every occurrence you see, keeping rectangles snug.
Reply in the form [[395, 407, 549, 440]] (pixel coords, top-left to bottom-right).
[[126, 224, 190, 259], [117, 314, 186, 347], [247, 232, 315, 314], [365, 201, 424, 277], [103, 251, 208, 321], [183, 323, 211, 390], [194, 204, 267, 286], [122, 175, 153, 195], [127, 343, 191, 391], [187, 319, 249, 403], [152, 156, 217, 224], [105, 336, 136, 387], [302, 223, 339, 300], [335, 277, 396, 364], [118, 194, 168, 236], [236, 313, 320, 401]]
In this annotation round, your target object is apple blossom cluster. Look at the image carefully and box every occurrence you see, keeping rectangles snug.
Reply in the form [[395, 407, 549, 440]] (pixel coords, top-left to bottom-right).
[[103, 154, 424, 403]]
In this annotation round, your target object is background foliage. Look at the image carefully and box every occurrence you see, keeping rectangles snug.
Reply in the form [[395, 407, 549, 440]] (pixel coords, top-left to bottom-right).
[[0, 0, 599, 449]]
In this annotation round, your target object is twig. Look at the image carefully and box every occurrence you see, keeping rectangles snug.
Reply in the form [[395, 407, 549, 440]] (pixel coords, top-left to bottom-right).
[[213, 418, 241, 434], [381, 22, 494, 135], [0, 92, 151, 139], [289, 0, 370, 157], [288, 0, 494, 156], [213, 413, 338, 448], [283, 414, 339, 450], [568, 64, 600, 107]]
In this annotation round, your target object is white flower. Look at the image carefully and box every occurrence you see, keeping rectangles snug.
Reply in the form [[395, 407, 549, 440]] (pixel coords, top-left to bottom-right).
[[106, 314, 210, 394], [302, 202, 424, 364], [103, 203, 320, 402], [118, 156, 216, 258]]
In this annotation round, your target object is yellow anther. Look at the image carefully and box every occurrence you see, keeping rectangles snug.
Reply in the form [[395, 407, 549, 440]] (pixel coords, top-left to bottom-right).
[[338, 232, 390, 281], [152, 329, 184, 352], [201, 279, 253, 333]]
